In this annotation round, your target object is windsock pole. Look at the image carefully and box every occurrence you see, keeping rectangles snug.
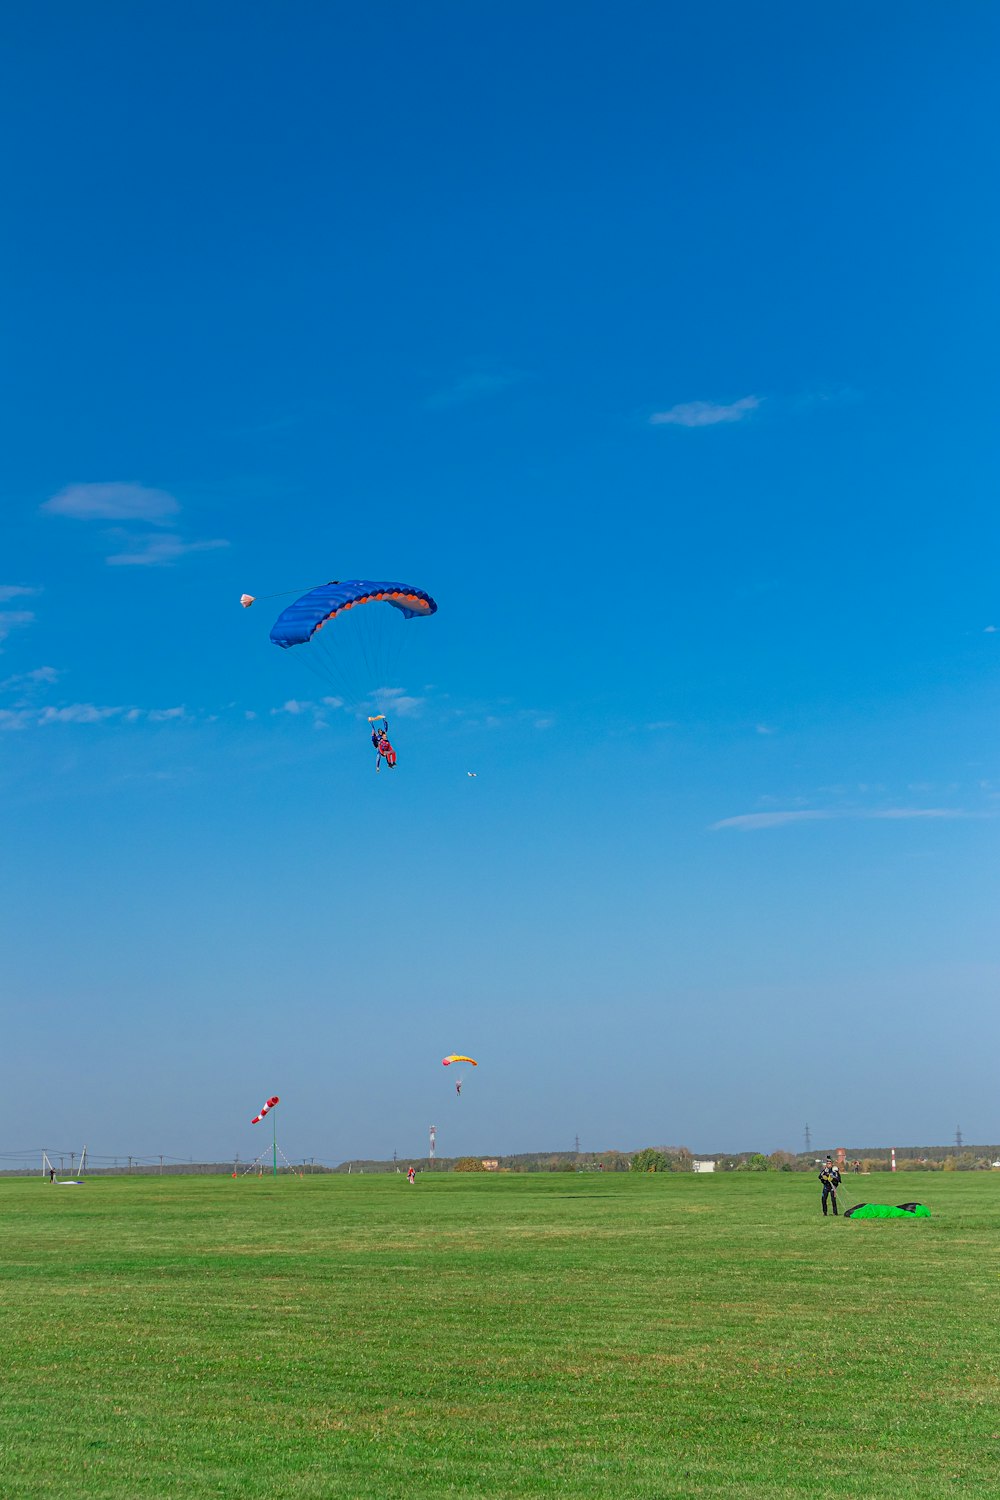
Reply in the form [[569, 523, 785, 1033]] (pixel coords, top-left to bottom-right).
[[273, 1112, 278, 1178], [891, 1148, 896, 1173]]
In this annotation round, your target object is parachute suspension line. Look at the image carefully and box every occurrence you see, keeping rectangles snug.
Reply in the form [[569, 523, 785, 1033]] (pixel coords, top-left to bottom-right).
[[356, 602, 408, 714], [282, 629, 373, 731], [247, 582, 328, 605], [310, 635, 366, 716], [350, 605, 381, 703]]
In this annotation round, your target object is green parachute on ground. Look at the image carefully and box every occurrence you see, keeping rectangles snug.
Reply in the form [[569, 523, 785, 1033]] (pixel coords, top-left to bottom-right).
[[843, 1202, 931, 1220]]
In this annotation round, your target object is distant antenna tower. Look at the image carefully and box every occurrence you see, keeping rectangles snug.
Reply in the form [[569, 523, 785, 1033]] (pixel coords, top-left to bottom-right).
[[956, 1125, 963, 1150], [804, 1123, 812, 1154], [574, 1134, 581, 1157], [429, 1125, 436, 1168]]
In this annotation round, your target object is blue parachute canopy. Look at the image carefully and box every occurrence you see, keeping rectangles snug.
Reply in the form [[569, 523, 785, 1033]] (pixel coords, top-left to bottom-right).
[[270, 580, 437, 649]]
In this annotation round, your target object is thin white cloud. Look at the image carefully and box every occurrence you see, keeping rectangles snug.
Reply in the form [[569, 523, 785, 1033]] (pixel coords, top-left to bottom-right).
[[0, 702, 190, 730], [0, 584, 40, 603], [755, 723, 776, 735], [0, 610, 36, 643], [424, 369, 527, 410], [42, 482, 180, 523], [985, 625, 997, 634], [713, 807, 974, 832], [43, 482, 228, 567], [106, 534, 229, 567], [713, 810, 832, 831], [868, 808, 970, 821], [651, 396, 761, 428], [1, 666, 60, 690], [272, 699, 313, 715], [375, 687, 424, 717], [38, 703, 124, 725]]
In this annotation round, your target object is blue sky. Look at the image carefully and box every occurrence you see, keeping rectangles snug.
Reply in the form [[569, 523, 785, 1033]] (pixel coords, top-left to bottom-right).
[[3, 3, 999, 1166]]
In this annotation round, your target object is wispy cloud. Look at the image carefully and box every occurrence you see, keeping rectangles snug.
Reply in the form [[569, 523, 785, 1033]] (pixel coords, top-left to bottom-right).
[[868, 808, 971, 821], [650, 395, 761, 428], [0, 610, 36, 644], [135, 706, 186, 723], [713, 810, 832, 831], [713, 807, 974, 832], [755, 723, 777, 736], [271, 695, 347, 730], [42, 482, 180, 523], [1, 666, 60, 691], [272, 699, 314, 716], [0, 584, 40, 603], [42, 481, 227, 567], [376, 687, 424, 717], [105, 534, 229, 567], [424, 368, 527, 411], [0, 702, 187, 731]]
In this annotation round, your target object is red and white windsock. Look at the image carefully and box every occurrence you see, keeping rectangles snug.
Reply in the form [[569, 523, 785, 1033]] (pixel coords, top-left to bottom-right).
[[251, 1095, 279, 1123]]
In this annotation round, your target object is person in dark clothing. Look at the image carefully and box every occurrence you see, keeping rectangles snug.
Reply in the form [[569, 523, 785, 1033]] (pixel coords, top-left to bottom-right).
[[819, 1158, 841, 1215]]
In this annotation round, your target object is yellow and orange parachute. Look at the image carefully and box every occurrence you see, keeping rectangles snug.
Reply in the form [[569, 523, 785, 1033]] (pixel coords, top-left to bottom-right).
[[442, 1055, 477, 1067]]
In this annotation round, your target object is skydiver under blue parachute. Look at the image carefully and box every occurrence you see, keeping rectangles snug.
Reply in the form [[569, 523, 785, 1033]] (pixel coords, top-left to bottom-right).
[[242, 579, 437, 772]]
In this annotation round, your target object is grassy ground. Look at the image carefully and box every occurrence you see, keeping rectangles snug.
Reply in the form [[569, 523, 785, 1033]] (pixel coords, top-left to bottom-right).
[[1, 1170, 998, 1498]]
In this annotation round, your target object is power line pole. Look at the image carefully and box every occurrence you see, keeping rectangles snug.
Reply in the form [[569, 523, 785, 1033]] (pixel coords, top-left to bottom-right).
[[804, 1124, 811, 1155], [956, 1125, 963, 1150]]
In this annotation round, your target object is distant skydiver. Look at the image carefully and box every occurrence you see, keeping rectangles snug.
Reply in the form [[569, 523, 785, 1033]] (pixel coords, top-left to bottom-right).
[[369, 716, 396, 772], [819, 1158, 841, 1216], [442, 1055, 477, 1099]]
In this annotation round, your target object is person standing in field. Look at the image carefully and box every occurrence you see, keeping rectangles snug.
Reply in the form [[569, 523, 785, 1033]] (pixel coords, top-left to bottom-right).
[[819, 1157, 841, 1216], [407, 1166, 416, 1185]]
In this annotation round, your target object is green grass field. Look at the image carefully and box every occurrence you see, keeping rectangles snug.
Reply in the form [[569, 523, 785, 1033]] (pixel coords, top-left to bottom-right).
[[2, 1170, 998, 1498]]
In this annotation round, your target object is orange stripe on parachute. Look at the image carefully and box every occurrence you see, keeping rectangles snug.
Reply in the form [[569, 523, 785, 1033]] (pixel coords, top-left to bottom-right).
[[313, 590, 432, 630]]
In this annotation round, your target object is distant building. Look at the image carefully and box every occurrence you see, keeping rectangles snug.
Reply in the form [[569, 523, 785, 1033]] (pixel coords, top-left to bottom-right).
[[481, 1159, 499, 1172], [692, 1159, 716, 1174]]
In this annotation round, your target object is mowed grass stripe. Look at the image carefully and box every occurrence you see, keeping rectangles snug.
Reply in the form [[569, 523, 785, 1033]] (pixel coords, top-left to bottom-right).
[[1, 1172, 998, 1497]]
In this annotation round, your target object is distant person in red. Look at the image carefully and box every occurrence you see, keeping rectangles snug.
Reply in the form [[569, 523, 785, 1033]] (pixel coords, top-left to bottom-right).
[[370, 716, 396, 771], [407, 1166, 416, 1185]]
